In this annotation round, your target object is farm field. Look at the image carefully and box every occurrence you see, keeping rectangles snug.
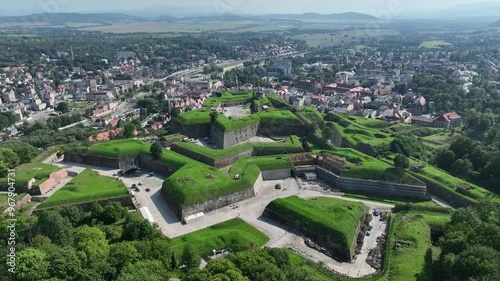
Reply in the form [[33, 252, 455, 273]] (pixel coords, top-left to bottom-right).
[[38, 169, 128, 209], [420, 40, 452, 48], [171, 218, 269, 256]]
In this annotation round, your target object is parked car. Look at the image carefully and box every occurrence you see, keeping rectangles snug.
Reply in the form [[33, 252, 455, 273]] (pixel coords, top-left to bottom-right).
[[145, 188, 151, 192], [275, 184, 282, 190], [138, 182, 143, 186], [368, 225, 373, 231], [148, 172, 155, 177], [373, 208, 380, 216], [366, 230, 371, 236]]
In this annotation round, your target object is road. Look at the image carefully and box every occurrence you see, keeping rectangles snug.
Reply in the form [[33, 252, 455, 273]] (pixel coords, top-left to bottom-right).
[[159, 51, 307, 82]]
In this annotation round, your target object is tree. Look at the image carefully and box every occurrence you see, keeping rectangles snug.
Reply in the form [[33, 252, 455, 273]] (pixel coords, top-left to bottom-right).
[[16, 248, 50, 281], [150, 141, 163, 160], [73, 226, 110, 267], [47, 247, 84, 281], [56, 102, 70, 113], [321, 127, 334, 141], [0, 148, 20, 168], [394, 154, 410, 170], [108, 242, 140, 272], [434, 149, 456, 172], [171, 107, 181, 118], [36, 210, 74, 246], [450, 159, 473, 179], [116, 260, 168, 281], [123, 123, 136, 138], [100, 202, 128, 224], [181, 243, 201, 270], [210, 111, 219, 124]]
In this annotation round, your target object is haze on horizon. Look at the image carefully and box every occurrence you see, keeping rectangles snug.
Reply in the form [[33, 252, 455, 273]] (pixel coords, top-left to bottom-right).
[[1, 0, 498, 16]]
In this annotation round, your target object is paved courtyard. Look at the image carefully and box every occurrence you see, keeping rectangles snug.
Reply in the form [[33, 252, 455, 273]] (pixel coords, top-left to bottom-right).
[[52, 161, 393, 278]]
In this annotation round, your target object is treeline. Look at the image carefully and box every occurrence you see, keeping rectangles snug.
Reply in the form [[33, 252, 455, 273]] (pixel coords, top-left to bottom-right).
[[0, 112, 19, 130], [434, 200, 500, 280], [0, 203, 176, 281]]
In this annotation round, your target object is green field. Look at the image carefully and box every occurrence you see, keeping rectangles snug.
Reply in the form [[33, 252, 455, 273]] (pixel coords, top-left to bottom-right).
[[38, 169, 128, 209], [203, 92, 253, 108], [171, 218, 269, 256], [325, 113, 394, 147], [266, 196, 366, 252], [420, 40, 452, 48], [0, 163, 61, 186], [422, 133, 458, 148], [176, 108, 303, 133]]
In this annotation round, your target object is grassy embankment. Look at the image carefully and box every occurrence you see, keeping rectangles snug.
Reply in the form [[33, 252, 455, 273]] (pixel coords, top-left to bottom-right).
[[171, 218, 269, 256], [38, 169, 128, 209], [266, 196, 366, 252]]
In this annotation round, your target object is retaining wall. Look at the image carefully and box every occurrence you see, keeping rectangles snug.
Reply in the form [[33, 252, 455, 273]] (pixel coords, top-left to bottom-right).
[[211, 123, 259, 149], [294, 166, 429, 200], [171, 121, 211, 139], [261, 169, 292, 180], [65, 152, 120, 168]]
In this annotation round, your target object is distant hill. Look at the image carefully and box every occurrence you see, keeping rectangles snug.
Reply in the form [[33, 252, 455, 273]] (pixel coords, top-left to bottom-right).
[[259, 12, 377, 21], [0, 13, 140, 25], [491, 20, 500, 27]]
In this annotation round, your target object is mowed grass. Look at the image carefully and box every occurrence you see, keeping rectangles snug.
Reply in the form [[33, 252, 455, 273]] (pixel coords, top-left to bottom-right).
[[0, 193, 28, 211], [420, 40, 452, 48], [203, 92, 253, 108], [171, 218, 269, 256], [422, 133, 458, 148], [266, 196, 366, 251], [0, 163, 61, 186], [38, 169, 128, 209], [256, 109, 303, 125]]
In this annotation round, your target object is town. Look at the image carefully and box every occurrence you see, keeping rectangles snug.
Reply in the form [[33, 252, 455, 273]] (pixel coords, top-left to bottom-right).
[[0, 2, 500, 281]]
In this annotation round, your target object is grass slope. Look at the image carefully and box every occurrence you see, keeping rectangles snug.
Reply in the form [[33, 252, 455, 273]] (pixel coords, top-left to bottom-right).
[[0, 163, 61, 186], [38, 169, 128, 209], [203, 92, 253, 107], [267, 196, 365, 251], [171, 218, 269, 255]]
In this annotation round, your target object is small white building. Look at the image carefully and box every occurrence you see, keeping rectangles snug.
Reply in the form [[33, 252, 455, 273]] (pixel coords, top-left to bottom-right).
[[183, 212, 205, 224], [139, 206, 155, 224], [305, 173, 317, 182]]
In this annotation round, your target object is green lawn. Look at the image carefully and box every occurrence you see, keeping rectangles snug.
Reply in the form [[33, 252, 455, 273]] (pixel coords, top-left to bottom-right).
[[214, 114, 260, 133], [256, 109, 303, 125], [38, 169, 128, 209], [68, 101, 94, 109], [203, 92, 253, 108], [266, 196, 366, 252], [175, 110, 212, 126], [344, 115, 389, 128], [0, 163, 61, 186], [171, 218, 269, 256], [422, 133, 458, 148], [325, 113, 394, 147], [299, 107, 325, 126]]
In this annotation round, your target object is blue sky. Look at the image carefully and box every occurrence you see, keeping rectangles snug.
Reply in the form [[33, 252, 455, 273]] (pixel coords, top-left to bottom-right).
[[1, 0, 496, 15]]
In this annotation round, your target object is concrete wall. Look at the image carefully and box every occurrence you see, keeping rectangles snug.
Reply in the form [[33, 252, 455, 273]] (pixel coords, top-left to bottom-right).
[[294, 166, 429, 200], [261, 169, 292, 181], [181, 187, 256, 218], [137, 154, 178, 176], [171, 121, 211, 139], [65, 152, 120, 169], [258, 123, 308, 137], [211, 123, 259, 149], [38, 169, 69, 195]]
